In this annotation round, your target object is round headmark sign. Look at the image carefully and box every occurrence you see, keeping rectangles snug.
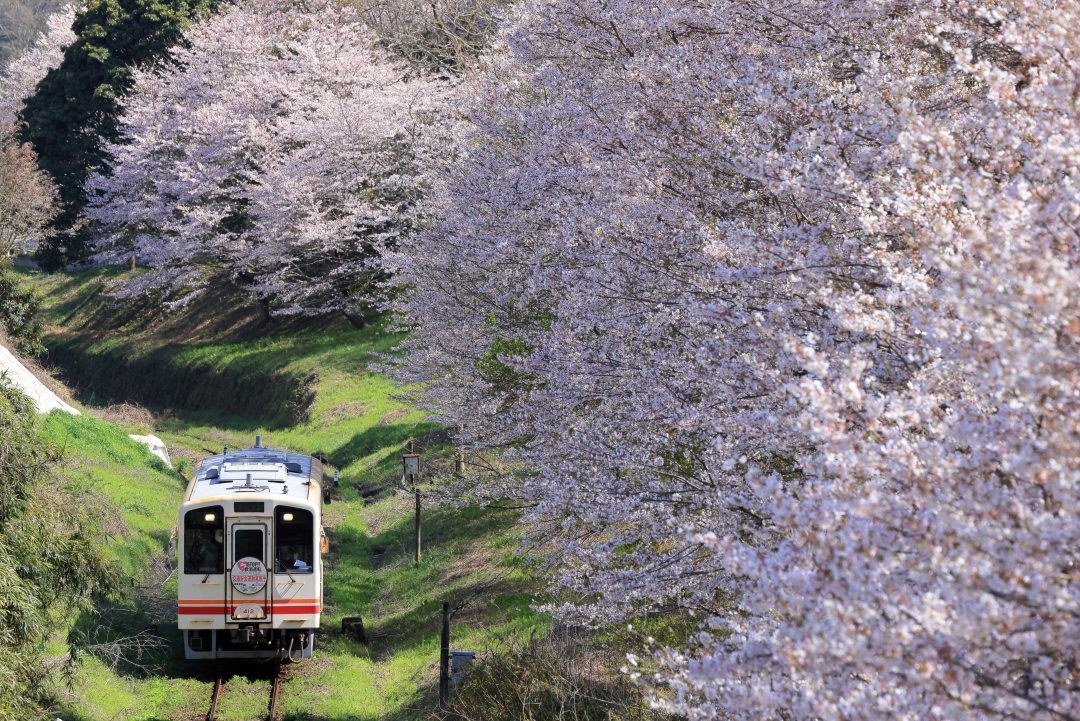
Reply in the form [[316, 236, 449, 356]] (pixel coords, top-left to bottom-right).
[[230, 557, 267, 594]]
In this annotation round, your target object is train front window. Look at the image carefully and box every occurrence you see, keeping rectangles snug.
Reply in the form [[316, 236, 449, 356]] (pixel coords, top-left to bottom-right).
[[275, 506, 314, 573], [184, 506, 224, 574], [234, 529, 264, 562]]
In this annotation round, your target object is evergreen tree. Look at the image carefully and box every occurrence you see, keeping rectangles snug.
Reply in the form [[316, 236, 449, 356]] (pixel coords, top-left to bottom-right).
[[17, 0, 214, 270]]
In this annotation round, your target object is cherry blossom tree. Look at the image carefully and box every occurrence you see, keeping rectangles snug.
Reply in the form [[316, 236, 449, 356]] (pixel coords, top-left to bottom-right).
[[87, 0, 456, 323], [0, 6, 67, 262], [389, 0, 1080, 719], [0, 4, 77, 131], [357, 0, 506, 72], [0, 136, 56, 256]]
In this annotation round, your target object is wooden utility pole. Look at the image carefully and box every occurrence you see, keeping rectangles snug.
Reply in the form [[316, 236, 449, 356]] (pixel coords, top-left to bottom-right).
[[414, 488, 422, 563], [440, 601, 450, 707], [403, 440, 421, 564]]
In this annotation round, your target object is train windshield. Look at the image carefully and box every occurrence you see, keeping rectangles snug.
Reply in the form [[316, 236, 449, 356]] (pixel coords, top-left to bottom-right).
[[184, 506, 224, 574], [275, 506, 314, 574], [235, 528, 264, 562]]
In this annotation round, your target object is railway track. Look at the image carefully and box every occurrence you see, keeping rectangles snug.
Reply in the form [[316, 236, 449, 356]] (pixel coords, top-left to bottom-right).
[[205, 661, 285, 721]]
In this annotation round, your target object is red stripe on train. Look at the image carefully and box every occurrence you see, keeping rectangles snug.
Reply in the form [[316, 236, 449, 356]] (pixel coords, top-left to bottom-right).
[[178, 605, 321, 614], [178, 599, 319, 604]]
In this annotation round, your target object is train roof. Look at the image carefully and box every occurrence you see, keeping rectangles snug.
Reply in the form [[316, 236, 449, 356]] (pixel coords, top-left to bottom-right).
[[185, 447, 320, 504]]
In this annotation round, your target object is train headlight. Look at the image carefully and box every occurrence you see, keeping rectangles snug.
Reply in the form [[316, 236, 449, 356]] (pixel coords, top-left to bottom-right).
[[204, 513, 216, 522], [283, 513, 294, 521]]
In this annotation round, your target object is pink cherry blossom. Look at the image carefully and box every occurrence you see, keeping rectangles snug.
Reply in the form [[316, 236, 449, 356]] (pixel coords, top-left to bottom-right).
[[87, 0, 457, 318], [388, 0, 1080, 719], [0, 5, 78, 132]]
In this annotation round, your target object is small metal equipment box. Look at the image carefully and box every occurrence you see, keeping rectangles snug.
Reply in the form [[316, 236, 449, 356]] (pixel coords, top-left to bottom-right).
[[450, 650, 476, 682]]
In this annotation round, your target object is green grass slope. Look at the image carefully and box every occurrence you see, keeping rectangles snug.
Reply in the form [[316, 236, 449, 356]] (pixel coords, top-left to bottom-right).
[[23, 268, 551, 720], [38, 410, 185, 719], [31, 268, 366, 425], [42, 410, 181, 575]]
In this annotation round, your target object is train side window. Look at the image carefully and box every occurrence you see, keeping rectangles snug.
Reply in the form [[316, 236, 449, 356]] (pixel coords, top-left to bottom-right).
[[275, 506, 314, 574], [184, 506, 224, 574]]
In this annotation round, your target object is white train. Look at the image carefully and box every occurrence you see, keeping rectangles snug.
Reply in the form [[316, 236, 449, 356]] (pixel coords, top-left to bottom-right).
[[177, 437, 327, 660]]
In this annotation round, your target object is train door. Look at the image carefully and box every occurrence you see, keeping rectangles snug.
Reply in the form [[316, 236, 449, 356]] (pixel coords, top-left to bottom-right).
[[227, 518, 271, 622]]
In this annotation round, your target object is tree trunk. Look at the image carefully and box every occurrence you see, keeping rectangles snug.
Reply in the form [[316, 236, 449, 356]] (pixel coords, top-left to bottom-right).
[[259, 297, 272, 326], [342, 308, 369, 329]]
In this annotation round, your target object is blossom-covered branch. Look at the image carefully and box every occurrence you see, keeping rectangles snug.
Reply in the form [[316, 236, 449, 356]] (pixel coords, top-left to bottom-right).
[[0, 4, 76, 131], [88, 0, 457, 322], [390, 0, 1080, 719]]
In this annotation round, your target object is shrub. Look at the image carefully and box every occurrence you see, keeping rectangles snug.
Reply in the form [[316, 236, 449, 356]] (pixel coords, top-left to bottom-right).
[[0, 381, 119, 717], [440, 628, 665, 721], [0, 266, 45, 358]]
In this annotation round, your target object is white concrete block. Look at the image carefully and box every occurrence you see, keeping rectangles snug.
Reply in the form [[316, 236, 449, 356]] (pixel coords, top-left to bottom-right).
[[129, 434, 172, 468], [0, 344, 79, 415]]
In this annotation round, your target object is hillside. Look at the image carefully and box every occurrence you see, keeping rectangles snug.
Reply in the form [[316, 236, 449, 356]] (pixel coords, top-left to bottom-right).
[[0, 0, 65, 67], [5, 0, 1075, 716], [23, 267, 554, 720]]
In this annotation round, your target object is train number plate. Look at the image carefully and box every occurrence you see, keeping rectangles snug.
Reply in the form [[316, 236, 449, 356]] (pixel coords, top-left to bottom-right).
[[231, 557, 268, 594], [233, 603, 267, 620]]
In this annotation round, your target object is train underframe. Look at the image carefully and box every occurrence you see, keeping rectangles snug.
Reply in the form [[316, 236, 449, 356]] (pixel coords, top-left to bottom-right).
[[184, 626, 315, 660]]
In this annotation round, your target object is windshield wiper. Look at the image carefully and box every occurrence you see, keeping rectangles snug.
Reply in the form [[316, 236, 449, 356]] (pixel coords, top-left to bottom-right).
[[276, 561, 297, 583]]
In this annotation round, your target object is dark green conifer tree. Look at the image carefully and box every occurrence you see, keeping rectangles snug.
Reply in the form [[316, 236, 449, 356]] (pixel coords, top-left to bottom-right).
[[17, 0, 215, 270]]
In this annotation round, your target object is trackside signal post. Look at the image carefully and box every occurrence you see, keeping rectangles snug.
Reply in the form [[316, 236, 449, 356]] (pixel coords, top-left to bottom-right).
[[403, 441, 421, 563]]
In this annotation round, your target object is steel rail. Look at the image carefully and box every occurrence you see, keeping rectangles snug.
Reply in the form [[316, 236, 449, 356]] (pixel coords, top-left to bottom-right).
[[205, 661, 283, 721], [266, 660, 283, 721], [205, 675, 223, 721]]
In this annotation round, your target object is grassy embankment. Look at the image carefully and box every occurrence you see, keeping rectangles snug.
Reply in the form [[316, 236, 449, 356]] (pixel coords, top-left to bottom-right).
[[26, 267, 549, 720]]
